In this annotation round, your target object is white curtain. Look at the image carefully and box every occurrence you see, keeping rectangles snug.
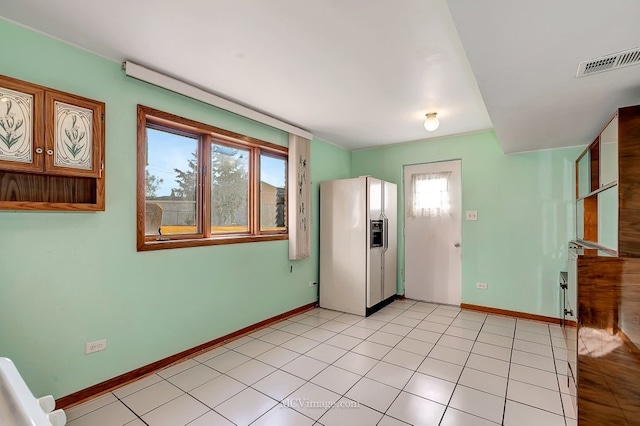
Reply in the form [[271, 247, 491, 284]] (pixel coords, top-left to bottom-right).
[[288, 134, 311, 260], [409, 172, 452, 217]]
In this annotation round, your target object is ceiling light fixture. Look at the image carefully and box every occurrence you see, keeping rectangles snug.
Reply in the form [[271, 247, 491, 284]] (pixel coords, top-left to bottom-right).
[[424, 112, 439, 132]]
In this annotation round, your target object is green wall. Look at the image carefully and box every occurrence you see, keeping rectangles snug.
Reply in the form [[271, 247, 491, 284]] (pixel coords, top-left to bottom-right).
[[0, 20, 351, 398], [352, 132, 582, 318]]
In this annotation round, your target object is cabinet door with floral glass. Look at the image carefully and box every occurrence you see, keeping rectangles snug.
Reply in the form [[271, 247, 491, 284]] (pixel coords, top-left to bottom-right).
[[44, 91, 104, 178], [0, 76, 44, 173]]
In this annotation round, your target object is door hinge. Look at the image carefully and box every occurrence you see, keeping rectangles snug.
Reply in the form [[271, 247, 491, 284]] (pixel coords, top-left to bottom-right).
[[202, 165, 207, 176], [101, 113, 105, 122]]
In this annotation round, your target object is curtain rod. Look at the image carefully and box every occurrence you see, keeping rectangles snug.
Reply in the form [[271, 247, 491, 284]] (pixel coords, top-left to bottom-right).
[[123, 61, 313, 140]]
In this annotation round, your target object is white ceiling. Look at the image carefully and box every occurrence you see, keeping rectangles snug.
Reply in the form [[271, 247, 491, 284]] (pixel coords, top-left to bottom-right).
[[447, 0, 640, 153], [1, 1, 639, 153]]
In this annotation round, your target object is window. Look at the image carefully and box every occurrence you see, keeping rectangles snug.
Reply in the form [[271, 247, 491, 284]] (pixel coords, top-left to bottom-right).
[[409, 172, 451, 217], [137, 105, 288, 250], [259, 154, 287, 232]]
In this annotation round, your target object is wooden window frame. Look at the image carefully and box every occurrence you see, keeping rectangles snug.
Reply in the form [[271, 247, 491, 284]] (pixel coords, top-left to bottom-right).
[[137, 105, 288, 251]]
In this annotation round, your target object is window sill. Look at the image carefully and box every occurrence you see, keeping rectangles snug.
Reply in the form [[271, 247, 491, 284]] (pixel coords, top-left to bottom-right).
[[137, 233, 288, 251]]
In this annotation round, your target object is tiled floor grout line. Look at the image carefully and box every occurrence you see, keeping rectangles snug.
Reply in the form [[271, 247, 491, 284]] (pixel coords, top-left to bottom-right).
[[307, 305, 418, 425], [262, 309, 547, 425], [506, 320, 573, 422], [362, 301, 426, 425], [547, 325, 570, 426], [312, 303, 434, 424], [501, 320, 517, 425], [67, 302, 572, 426], [371, 304, 443, 425], [361, 301, 425, 425], [382, 303, 461, 425], [311, 303, 443, 423], [112, 390, 150, 426], [69, 308, 364, 425], [367, 305, 522, 425], [433, 311, 477, 425], [439, 310, 497, 425], [380, 305, 442, 421], [183, 373, 242, 425], [228, 309, 499, 424], [239, 308, 407, 424], [245, 381, 316, 426], [379, 304, 485, 424], [159, 349, 277, 426]]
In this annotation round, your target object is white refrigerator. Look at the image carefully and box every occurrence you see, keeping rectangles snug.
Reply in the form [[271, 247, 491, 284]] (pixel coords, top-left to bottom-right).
[[319, 176, 397, 316]]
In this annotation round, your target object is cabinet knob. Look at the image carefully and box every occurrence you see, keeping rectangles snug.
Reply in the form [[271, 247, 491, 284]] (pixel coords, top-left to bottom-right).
[[35, 148, 43, 154], [46, 149, 53, 155]]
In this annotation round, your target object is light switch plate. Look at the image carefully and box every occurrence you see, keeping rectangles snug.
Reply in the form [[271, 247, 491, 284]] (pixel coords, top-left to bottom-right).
[[466, 210, 478, 221]]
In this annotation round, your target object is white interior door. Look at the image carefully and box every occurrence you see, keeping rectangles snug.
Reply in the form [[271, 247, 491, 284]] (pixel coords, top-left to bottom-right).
[[404, 160, 462, 305]]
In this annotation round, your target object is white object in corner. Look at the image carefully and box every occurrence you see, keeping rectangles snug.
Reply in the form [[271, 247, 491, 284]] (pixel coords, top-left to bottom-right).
[[0, 357, 66, 426]]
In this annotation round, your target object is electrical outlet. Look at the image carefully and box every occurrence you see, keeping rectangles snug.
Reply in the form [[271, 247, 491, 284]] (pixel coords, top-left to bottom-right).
[[309, 281, 317, 287], [476, 282, 488, 290], [85, 339, 107, 354], [466, 210, 478, 221]]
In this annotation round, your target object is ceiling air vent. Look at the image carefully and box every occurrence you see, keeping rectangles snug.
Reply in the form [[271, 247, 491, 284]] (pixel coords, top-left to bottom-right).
[[576, 47, 640, 77]]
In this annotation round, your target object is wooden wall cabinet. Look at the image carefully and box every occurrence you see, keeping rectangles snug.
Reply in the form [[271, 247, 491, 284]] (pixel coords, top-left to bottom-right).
[[575, 105, 640, 256], [0, 74, 105, 211], [571, 104, 640, 425]]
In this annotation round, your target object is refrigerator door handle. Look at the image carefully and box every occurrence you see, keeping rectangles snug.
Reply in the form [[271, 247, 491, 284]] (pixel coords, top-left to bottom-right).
[[382, 213, 389, 253]]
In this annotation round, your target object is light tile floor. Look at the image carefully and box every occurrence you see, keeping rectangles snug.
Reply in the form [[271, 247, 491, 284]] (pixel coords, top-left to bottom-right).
[[65, 300, 577, 426]]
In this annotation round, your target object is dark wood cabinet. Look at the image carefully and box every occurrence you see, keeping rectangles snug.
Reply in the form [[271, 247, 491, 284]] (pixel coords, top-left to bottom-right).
[[575, 105, 640, 256], [571, 104, 640, 425], [0, 74, 105, 211]]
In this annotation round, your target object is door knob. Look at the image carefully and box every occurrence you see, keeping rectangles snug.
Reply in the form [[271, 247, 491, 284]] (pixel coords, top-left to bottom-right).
[[454, 242, 461, 248]]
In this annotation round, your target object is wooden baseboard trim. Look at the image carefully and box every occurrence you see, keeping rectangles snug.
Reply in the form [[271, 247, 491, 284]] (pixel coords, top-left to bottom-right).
[[56, 301, 318, 410], [460, 303, 577, 327]]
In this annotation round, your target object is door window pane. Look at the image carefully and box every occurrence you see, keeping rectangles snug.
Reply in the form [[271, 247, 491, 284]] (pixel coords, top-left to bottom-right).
[[210, 143, 249, 234], [145, 128, 199, 236], [409, 172, 451, 217], [260, 154, 286, 231]]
